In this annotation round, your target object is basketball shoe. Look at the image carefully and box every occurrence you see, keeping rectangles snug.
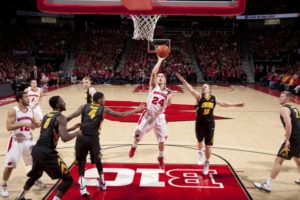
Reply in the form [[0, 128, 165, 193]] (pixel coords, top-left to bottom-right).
[[0, 183, 8, 197], [98, 175, 106, 191], [79, 177, 90, 197], [253, 182, 272, 192], [129, 146, 136, 158], [203, 161, 210, 175]]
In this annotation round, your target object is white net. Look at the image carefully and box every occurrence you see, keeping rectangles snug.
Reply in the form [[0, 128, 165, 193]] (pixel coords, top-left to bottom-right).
[[130, 15, 161, 42]]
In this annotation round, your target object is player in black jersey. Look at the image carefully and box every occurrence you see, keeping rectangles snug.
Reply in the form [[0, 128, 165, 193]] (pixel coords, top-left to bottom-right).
[[67, 92, 144, 196], [15, 96, 82, 200], [254, 91, 300, 192], [82, 76, 97, 104], [176, 72, 244, 175]]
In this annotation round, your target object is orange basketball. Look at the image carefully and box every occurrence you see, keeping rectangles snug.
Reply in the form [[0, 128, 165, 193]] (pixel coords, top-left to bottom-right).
[[156, 45, 170, 58]]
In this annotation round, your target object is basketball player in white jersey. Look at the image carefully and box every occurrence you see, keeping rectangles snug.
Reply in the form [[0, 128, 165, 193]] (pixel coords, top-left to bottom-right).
[[24, 80, 43, 122], [82, 76, 97, 104], [0, 92, 46, 198], [129, 56, 173, 170]]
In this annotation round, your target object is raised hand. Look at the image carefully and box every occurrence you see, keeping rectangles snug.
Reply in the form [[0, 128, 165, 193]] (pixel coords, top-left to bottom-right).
[[175, 72, 185, 82]]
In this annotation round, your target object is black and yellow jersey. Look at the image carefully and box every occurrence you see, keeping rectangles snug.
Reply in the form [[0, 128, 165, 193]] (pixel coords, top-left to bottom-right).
[[81, 103, 104, 136], [36, 111, 61, 150], [196, 94, 216, 122], [280, 104, 300, 140]]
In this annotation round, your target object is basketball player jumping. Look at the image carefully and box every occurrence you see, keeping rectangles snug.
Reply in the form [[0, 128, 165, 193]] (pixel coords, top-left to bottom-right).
[[24, 80, 44, 122], [254, 91, 300, 192], [67, 92, 144, 196], [0, 92, 45, 198], [176, 72, 244, 175], [15, 96, 82, 200], [129, 56, 173, 170]]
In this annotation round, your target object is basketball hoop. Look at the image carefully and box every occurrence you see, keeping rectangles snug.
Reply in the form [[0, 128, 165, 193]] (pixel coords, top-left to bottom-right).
[[130, 15, 161, 42]]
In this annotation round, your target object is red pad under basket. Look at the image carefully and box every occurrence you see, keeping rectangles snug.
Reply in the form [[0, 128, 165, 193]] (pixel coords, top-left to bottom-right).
[[122, 0, 153, 11]]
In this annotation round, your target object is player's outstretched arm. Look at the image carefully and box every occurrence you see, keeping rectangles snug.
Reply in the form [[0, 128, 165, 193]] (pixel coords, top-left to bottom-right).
[[216, 100, 244, 107], [104, 103, 145, 117], [57, 115, 81, 142], [175, 72, 201, 101], [149, 57, 165, 90], [280, 106, 292, 149], [66, 104, 85, 122]]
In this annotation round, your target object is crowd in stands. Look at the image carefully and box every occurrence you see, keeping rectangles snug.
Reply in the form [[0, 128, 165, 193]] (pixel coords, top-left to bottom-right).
[[27, 24, 70, 57], [249, 29, 292, 61], [73, 30, 126, 83], [258, 62, 300, 95], [192, 31, 246, 83], [3, 22, 300, 93]]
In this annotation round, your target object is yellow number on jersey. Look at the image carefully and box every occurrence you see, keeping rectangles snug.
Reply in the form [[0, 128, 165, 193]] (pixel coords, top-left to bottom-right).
[[88, 109, 97, 119], [43, 117, 51, 129], [293, 108, 300, 118], [203, 109, 210, 115]]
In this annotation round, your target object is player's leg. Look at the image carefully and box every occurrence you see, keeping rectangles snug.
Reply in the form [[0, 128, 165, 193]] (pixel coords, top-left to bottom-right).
[[154, 114, 167, 170], [1, 138, 20, 197], [202, 123, 214, 175], [44, 154, 73, 199], [75, 136, 90, 196], [89, 136, 106, 191], [254, 142, 288, 192], [22, 139, 46, 189], [16, 146, 44, 200], [195, 123, 205, 165], [129, 111, 154, 157]]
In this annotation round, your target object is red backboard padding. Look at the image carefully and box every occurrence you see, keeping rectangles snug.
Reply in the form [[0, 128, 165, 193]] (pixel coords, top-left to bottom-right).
[[37, 0, 246, 16]]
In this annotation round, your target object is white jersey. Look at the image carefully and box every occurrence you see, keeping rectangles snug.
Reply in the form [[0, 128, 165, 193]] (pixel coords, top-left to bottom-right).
[[27, 87, 42, 108], [146, 85, 170, 115], [11, 106, 33, 139]]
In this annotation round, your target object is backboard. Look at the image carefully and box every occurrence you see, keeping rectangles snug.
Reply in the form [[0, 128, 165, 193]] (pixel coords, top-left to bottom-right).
[[37, 0, 246, 16]]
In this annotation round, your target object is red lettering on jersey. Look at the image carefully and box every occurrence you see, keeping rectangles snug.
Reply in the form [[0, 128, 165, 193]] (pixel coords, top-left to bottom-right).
[[17, 116, 32, 121], [153, 91, 167, 98]]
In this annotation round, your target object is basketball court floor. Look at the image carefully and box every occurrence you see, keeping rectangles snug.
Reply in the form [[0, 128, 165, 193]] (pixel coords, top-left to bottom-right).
[[1, 84, 300, 200]]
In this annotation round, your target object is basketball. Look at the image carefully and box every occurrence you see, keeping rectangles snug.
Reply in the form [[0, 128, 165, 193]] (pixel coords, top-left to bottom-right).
[[156, 45, 170, 58]]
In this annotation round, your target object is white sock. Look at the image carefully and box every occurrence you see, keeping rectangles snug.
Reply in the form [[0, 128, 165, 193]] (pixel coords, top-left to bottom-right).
[[198, 150, 204, 155], [100, 174, 105, 182], [158, 151, 164, 158], [53, 196, 61, 200], [266, 177, 273, 186], [79, 176, 86, 187]]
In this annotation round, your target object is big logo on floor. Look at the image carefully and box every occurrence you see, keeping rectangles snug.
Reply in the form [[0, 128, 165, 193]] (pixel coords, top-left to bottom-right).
[[105, 100, 231, 122], [44, 163, 251, 200]]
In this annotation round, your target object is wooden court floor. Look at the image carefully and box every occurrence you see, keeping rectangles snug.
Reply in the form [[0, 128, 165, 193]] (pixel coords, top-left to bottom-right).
[[1, 84, 300, 200]]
